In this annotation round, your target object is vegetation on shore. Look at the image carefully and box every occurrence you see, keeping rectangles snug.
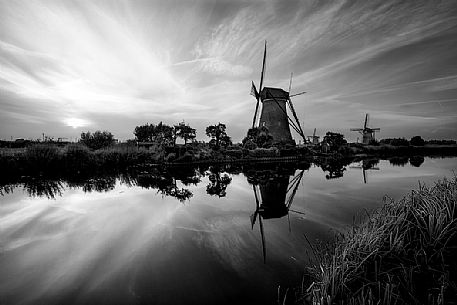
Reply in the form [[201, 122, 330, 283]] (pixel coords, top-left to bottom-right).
[[297, 177, 457, 305]]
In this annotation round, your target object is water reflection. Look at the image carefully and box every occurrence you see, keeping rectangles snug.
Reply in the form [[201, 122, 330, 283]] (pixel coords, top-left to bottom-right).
[[0, 157, 455, 305], [409, 155, 425, 167], [389, 156, 409, 167], [206, 165, 232, 197], [248, 167, 306, 263], [0, 156, 430, 200], [350, 159, 380, 183], [316, 157, 352, 179], [23, 179, 64, 199]]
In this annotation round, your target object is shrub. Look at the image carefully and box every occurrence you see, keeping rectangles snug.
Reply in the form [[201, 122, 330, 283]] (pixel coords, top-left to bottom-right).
[[410, 135, 425, 146], [63, 144, 94, 173], [24, 144, 60, 172], [80, 130, 115, 150]]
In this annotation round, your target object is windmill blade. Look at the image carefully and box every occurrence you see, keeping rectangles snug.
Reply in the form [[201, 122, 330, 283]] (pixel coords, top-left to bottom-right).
[[258, 212, 266, 263], [289, 91, 307, 98], [251, 185, 260, 229], [259, 41, 267, 93], [287, 97, 306, 143], [313, 128, 316, 137], [372, 128, 380, 131], [288, 72, 293, 93], [350, 128, 364, 131], [364, 113, 369, 129], [363, 169, 367, 184], [250, 212, 258, 229], [252, 101, 260, 128], [251, 81, 261, 128]]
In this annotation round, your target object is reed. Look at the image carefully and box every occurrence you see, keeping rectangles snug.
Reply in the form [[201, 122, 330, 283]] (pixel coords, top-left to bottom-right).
[[300, 177, 457, 305]]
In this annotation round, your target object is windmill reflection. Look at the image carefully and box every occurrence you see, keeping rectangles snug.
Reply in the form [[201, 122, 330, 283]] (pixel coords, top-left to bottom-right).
[[350, 159, 380, 183], [249, 168, 305, 263]]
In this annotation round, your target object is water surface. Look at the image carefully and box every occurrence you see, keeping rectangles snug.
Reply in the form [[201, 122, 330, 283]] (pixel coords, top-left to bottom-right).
[[1, 157, 456, 304]]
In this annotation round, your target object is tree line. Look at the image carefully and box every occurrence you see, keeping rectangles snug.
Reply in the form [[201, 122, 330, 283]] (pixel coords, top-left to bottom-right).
[[77, 121, 233, 150]]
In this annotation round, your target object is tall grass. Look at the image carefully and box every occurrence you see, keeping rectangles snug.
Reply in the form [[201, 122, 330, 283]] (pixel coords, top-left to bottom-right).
[[0, 143, 158, 179], [300, 177, 457, 305]]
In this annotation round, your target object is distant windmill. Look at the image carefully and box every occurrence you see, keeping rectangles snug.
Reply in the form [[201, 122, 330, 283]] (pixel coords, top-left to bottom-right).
[[350, 113, 380, 144], [250, 41, 306, 144], [307, 128, 320, 145]]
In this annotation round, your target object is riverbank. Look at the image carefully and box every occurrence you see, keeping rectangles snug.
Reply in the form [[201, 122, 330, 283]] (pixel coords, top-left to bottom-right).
[[296, 176, 457, 304]]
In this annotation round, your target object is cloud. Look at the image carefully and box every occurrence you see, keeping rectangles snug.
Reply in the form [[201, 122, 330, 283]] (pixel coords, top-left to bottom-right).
[[1, 0, 457, 141]]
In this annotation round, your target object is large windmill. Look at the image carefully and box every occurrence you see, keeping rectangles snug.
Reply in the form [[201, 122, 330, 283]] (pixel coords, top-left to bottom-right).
[[250, 41, 306, 144], [350, 113, 380, 144]]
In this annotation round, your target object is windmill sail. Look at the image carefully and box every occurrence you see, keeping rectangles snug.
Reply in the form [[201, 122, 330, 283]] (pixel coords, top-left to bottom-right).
[[252, 41, 267, 128]]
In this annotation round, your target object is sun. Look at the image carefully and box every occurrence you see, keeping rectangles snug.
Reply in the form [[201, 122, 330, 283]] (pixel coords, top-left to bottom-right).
[[64, 118, 90, 129]]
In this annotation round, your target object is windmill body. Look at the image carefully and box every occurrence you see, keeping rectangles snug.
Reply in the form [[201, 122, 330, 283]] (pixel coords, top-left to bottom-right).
[[258, 87, 294, 144], [251, 42, 306, 145], [307, 128, 320, 145], [350, 114, 380, 145]]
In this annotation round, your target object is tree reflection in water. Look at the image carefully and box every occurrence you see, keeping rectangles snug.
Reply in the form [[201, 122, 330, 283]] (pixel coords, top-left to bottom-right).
[[409, 155, 425, 167], [389, 156, 409, 167], [316, 157, 352, 180], [23, 179, 64, 199], [205, 165, 232, 197]]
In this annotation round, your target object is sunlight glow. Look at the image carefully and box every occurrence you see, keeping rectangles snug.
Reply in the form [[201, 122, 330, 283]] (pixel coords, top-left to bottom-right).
[[64, 118, 90, 129]]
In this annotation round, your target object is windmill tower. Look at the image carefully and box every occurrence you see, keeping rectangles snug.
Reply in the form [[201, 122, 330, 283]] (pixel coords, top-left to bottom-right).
[[307, 128, 320, 145], [250, 42, 306, 145], [350, 114, 380, 144]]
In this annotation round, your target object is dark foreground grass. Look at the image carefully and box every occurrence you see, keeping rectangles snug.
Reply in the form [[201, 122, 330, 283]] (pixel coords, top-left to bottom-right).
[[298, 177, 457, 305], [0, 143, 157, 180]]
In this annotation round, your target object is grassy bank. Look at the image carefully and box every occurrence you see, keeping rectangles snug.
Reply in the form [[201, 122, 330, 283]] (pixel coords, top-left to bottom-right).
[[0, 144, 157, 180], [299, 177, 457, 305]]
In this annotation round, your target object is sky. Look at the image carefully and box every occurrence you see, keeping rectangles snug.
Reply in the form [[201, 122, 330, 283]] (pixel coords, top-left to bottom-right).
[[1, 0, 457, 143]]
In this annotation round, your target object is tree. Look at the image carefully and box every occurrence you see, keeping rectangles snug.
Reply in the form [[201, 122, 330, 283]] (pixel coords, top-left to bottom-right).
[[80, 130, 114, 150], [242, 126, 273, 149], [410, 136, 425, 146], [174, 122, 196, 145], [322, 132, 347, 151], [134, 124, 155, 142], [153, 122, 174, 146], [206, 123, 232, 149], [134, 122, 174, 146]]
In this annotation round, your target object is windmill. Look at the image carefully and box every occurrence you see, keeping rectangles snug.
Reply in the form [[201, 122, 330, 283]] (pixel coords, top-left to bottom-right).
[[350, 159, 380, 183], [350, 114, 380, 145], [307, 128, 320, 145], [250, 169, 306, 263], [250, 41, 307, 144]]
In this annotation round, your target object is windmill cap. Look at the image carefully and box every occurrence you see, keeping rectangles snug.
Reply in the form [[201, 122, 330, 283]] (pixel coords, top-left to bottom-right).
[[260, 87, 289, 100]]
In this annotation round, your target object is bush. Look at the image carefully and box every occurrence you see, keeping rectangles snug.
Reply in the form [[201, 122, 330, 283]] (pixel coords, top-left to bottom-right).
[[410, 135, 425, 146], [64, 144, 93, 171], [24, 144, 60, 172], [80, 130, 115, 150]]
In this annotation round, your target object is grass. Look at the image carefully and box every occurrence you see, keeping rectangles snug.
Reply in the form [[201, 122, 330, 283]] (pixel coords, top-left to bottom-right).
[[298, 177, 457, 305], [0, 143, 159, 181]]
